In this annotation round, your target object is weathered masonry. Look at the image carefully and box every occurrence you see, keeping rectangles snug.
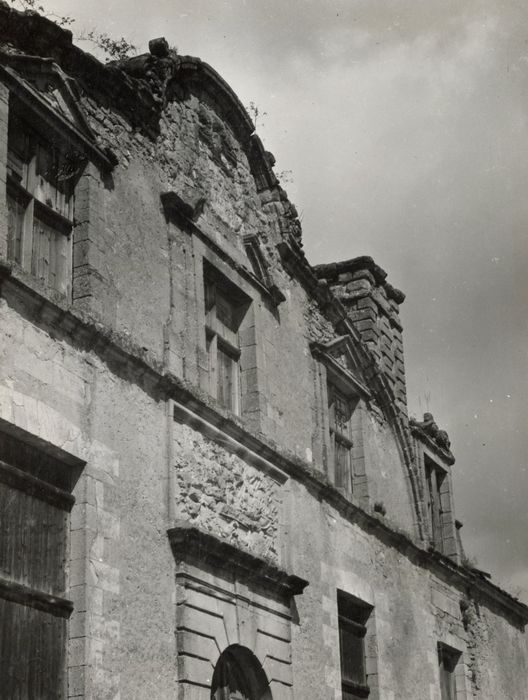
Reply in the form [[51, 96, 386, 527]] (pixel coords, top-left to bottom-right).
[[0, 4, 527, 699]]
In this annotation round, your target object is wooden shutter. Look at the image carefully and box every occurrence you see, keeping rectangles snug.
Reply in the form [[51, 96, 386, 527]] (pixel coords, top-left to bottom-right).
[[329, 385, 354, 493], [0, 458, 74, 698], [6, 191, 25, 264], [217, 345, 235, 411]]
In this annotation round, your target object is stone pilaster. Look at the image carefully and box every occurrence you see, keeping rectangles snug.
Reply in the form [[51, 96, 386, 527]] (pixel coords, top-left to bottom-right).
[[72, 161, 116, 321]]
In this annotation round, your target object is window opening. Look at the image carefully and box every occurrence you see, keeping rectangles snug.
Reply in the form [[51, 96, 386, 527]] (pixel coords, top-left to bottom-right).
[[438, 643, 460, 700], [0, 429, 80, 698], [204, 265, 249, 414], [338, 591, 372, 700], [425, 455, 446, 552], [329, 384, 354, 492], [6, 112, 82, 297]]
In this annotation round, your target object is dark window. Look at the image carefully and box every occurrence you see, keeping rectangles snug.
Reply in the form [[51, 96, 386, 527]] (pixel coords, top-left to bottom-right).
[[329, 385, 354, 492], [338, 591, 372, 700], [425, 455, 446, 552], [204, 265, 250, 414], [6, 114, 80, 296], [438, 643, 460, 700], [0, 430, 78, 699]]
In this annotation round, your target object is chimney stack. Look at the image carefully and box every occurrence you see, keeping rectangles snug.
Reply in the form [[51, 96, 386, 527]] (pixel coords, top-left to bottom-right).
[[315, 256, 407, 413]]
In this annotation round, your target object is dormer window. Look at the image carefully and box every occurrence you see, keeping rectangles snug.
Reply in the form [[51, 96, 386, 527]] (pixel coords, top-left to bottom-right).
[[311, 338, 371, 506], [424, 455, 448, 553], [328, 384, 356, 493]]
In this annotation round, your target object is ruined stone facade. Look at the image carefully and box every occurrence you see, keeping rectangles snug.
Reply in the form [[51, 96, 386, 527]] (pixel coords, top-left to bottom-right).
[[0, 5, 527, 699]]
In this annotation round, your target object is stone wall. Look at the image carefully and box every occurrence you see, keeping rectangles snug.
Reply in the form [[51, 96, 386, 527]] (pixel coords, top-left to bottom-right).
[[173, 421, 281, 562], [0, 298, 178, 699], [462, 596, 528, 699], [285, 479, 528, 700]]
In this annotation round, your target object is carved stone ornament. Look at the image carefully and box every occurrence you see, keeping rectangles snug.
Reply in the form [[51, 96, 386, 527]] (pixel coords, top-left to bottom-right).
[[410, 412, 451, 450]]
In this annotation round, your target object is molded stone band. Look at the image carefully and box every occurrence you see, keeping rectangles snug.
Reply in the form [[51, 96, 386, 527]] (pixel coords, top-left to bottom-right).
[[168, 523, 309, 599]]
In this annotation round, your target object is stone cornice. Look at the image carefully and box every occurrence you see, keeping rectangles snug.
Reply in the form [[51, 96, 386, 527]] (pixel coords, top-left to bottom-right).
[[314, 255, 405, 304], [168, 523, 309, 599]]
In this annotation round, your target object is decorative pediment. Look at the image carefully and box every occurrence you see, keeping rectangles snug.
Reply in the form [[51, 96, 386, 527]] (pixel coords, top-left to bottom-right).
[[243, 233, 286, 306], [310, 336, 371, 398], [1, 54, 93, 136], [0, 53, 115, 171]]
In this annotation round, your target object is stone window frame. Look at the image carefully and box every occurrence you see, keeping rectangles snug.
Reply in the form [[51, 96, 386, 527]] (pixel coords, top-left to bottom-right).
[[6, 107, 79, 297], [417, 444, 459, 561], [0, 61, 114, 307], [437, 641, 469, 700], [333, 587, 379, 700], [337, 590, 373, 699], [328, 382, 357, 494], [203, 260, 251, 415], [311, 341, 371, 508], [159, 188, 284, 433], [194, 247, 267, 430]]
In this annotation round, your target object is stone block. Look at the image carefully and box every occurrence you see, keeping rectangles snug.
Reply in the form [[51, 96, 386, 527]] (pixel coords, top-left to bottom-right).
[[262, 656, 293, 686], [357, 295, 377, 311], [355, 319, 376, 333], [267, 681, 293, 700], [68, 664, 87, 698], [68, 636, 88, 667], [177, 629, 218, 661], [177, 682, 212, 700], [71, 503, 98, 532], [177, 654, 215, 685], [254, 629, 292, 665], [177, 603, 230, 652], [69, 611, 87, 640]]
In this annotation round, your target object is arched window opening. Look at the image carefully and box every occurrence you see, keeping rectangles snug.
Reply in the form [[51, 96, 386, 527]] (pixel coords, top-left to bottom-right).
[[211, 645, 272, 700]]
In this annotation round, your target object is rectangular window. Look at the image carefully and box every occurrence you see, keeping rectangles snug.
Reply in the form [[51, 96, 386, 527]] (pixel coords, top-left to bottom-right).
[[338, 591, 372, 700], [6, 115, 78, 297], [329, 384, 354, 493], [438, 643, 460, 700], [425, 455, 446, 552], [204, 265, 250, 414], [0, 430, 77, 698]]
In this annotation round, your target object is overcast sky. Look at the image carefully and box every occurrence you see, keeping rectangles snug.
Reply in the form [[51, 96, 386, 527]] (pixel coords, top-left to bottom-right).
[[29, 0, 528, 601]]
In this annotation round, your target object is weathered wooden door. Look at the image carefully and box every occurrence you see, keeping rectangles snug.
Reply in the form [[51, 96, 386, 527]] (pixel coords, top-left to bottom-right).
[[0, 456, 74, 698]]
